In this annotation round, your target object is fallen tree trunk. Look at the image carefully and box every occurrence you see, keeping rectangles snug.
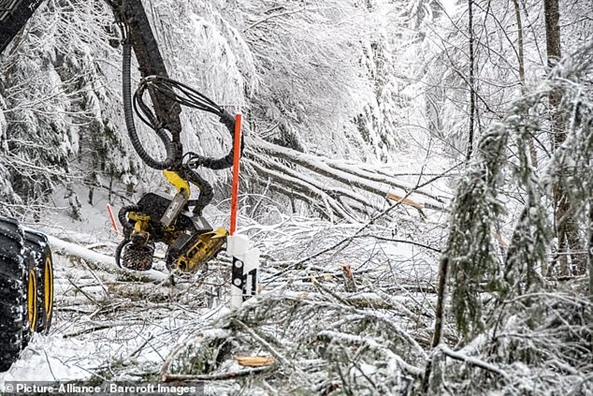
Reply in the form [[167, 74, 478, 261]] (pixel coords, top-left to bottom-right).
[[245, 136, 450, 221]]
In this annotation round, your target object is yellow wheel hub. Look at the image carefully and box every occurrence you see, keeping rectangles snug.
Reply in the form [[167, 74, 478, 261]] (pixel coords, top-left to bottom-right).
[[44, 257, 53, 323], [27, 268, 37, 332]]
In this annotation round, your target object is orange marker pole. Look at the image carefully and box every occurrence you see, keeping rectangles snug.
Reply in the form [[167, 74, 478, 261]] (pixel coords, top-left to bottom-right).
[[230, 113, 242, 236], [106, 203, 118, 235]]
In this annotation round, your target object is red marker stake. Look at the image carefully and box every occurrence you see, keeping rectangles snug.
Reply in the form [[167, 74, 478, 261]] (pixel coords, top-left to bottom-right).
[[106, 203, 118, 235], [230, 113, 242, 236]]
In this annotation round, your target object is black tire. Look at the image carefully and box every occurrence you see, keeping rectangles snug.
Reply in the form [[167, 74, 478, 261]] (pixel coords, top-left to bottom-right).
[[0, 216, 36, 372], [24, 230, 54, 334]]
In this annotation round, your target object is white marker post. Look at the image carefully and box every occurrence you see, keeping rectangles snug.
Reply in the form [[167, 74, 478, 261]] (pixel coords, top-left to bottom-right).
[[227, 113, 260, 309], [228, 234, 260, 308]]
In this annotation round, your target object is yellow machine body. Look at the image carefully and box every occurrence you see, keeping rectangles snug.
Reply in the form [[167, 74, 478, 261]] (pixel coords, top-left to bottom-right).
[[170, 228, 228, 272]]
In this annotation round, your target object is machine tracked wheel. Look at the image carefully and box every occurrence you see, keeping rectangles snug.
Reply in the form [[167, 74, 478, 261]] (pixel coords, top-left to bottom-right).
[[0, 216, 54, 372]]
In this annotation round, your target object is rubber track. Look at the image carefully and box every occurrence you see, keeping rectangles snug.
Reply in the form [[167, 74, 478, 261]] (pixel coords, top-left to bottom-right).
[[0, 216, 26, 372]]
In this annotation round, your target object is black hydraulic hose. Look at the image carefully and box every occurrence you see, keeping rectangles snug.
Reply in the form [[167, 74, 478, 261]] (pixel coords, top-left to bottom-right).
[[118, 204, 141, 237], [179, 167, 214, 216], [133, 76, 243, 170], [122, 43, 176, 170], [114, 239, 129, 269], [143, 76, 221, 115], [197, 109, 243, 170]]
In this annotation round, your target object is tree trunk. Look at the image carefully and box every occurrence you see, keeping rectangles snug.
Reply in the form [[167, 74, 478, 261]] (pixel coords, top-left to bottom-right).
[[512, 0, 538, 169], [467, 0, 476, 162], [246, 137, 448, 222], [544, 0, 561, 67], [422, 253, 449, 394], [544, 0, 584, 275], [589, 203, 593, 300], [114, 0, 182, 136]]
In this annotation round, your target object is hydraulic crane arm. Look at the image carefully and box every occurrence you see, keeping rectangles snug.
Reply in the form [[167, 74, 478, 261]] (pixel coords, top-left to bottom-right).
[[110, 0, 183, 167]]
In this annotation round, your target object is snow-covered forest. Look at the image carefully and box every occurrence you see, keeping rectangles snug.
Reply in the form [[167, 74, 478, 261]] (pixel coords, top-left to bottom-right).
[[1, 0, 593, 394]]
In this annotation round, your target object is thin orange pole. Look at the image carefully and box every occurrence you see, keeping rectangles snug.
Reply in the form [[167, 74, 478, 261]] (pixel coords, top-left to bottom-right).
[[230, 113, 242, 235], [106, 203, 118, 235]]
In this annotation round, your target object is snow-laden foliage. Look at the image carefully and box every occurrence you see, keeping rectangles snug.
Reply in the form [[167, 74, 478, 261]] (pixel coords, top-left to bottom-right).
[[151, 209, 443, 395], [163, 292, 426, 395], [232, 0, 370, 157], [445, 124, 508, 338], [427, 292, 593, 395], [546, 42, 593, 269], [501, 98, 551, 296], [432, 40, 593, 395]]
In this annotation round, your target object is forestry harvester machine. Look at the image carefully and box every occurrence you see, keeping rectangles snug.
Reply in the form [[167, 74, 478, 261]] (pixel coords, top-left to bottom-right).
[[0, 0, 242, 371]]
